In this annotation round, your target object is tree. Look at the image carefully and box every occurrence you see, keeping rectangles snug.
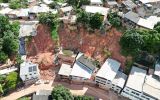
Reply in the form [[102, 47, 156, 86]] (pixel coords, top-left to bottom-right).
[[3, 72, 18, 93], [120, 29, 144, 56], [66, 0, 90, 8], [154, 22, 160, 28], [89, 13, 103, 29], [9, 0, 28, 9], [108, 12, 121, 27], [0, 51, 8, 63], [76, 9, 90, 26], [38, 12, 58, 28], [52, 85, 74, 100]]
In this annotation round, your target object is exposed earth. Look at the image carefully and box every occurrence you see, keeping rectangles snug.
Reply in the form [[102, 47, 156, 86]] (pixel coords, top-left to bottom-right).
[[59, 24, 126, 68]]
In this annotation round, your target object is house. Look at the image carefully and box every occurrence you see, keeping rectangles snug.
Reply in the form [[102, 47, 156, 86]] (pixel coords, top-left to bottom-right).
[[121, 0, 137, 11], [83, 5, 110, 16], [6, 10, 20, 19], [0, 8, 12, 15], [43, 0, 53, 4], [138, 0, 160, 4], [29, 4, 50, 19], [70, 53, 97, 80], [123, 11, 158, 29], [32, 90, 52, 100], [90, 0, 103, 6], [17, 9, 30, 19], [112, 71, 127, 93], [59, 6, 73, 17], [19, 21, 38, 37], [58, 63, 72, 79], [20, 61, 40, 82], [95, 58, 121, 89], [142, 75, 160, 100], [0, 3, 9, 8], [121, 66, 157, 100]]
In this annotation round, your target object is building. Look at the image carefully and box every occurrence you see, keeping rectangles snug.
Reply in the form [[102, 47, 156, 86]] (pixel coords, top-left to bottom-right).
[[142, 75, 160, 100], [17, 8, 30, 19], [20, 61, 40, 82], [121, 0, 137, 11], [112, 71, 127, 93], [154, 59, 160, 79], [32, 90, 52, 100], [90, 0, 103, 6], [19, 21, 38, 38], [6, 10, 20, 19], [70, 53, 96, 80], [0, 7, 12, 15], [121, 66, 157, 100], [59, 6, 73, 17], [95, 58, 121, 88], [58, 63, 72, 79]]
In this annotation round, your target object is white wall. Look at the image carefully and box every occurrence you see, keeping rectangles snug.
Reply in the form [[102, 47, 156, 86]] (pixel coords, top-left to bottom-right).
[[20, 71, 40, 81]]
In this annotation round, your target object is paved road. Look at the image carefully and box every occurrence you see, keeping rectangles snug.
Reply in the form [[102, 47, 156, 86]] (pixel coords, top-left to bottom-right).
[[1, 81, 126, 100]]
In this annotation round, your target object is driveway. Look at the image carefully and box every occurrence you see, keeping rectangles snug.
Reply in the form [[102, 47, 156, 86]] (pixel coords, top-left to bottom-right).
[[1, 81, 127, 100]]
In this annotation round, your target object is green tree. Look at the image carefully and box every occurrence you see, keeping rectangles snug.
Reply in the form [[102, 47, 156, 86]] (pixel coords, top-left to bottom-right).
[[89, 13, 103, 29], [52, 85, 74, 100], [0, 51, 8, 63], [3, 72, 18, 93], [108, 12, 121, 27], [9, 0, 28, 9], [66, 0, 90, 8], [38, 12, 58, 28], [76, 9, 90, 26], [120, 29, 144, 56], [154, 22, 160, 28]]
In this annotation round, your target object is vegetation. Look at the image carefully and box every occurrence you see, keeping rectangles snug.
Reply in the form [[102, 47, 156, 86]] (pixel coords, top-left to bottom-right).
[[52, 85, 94, 100], [124, 59, 133, 75], [0, 15, 20, 63], [18, 97, 30, 100], [76, 10, 103, 30], [9, 0, 28, 9], [52, 85, 74, 100], [66, 0, 90, 8], [38, 12, 58, 28], [62, 50, 74, 56], [74, 95, 94, 100], [108, 12, 121, 27], [0, 72, 20, 95]]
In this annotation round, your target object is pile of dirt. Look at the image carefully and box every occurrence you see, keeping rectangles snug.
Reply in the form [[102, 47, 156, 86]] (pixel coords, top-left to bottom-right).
[[58, 24, 126, 68], [27, 24, 55, 69]]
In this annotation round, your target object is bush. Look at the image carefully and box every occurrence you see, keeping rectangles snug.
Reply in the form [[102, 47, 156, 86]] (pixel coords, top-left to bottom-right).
[[74, 95, 94, 100], [89, 13, 103, 29], [108, 12, 121, 27]]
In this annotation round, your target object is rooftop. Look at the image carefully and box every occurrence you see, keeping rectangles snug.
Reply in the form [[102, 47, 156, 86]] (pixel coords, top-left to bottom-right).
[[143, 75, 160, 99], [90, 0, 103, 4], [122, 0, 137, 9], [83, 6, 110, 16], [125, 66, 146, 92], [36, 90, 52, 95], [96, 58, 120, 81], [60, 6, 73, 12], [0, 66, 17, 75], [77, 55, 96, 71], [17, 9, 29, 17], [138, 0, 160, 4], [112, 71, 127, 88], [0, 8, 12, 15], [58, 63, 72, 76], [20, 61, 39, 76], [32, 95, 50, 100], [124, 11, 140, 23]]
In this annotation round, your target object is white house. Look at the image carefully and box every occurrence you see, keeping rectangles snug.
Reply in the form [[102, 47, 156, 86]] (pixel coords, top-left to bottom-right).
[[17, 8, 30, 19], [20, 61, 40, 82], [95, 58, 121, 89], [0, 8, 12, 15], [112, 71, 127, 93], [59, 6, 73, 16], [0, 66, 17, 75], [154, 59, 160, 78], [121, 66, 156, 100], [58, 63, 72, 79], [70, 53, 96, 80], [90, 0, 103, 6]]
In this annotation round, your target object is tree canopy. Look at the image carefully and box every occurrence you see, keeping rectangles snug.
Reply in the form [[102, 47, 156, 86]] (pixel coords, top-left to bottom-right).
[[38, 12, 58, 28], [74, 95, 94, 100], [0, 15, 20, 63], [89, 13, 103, 29], [66, 0, 90, 8], [52, 85, 74, 100], [9, 0, 28, 9], [108, 12, 121, 27]]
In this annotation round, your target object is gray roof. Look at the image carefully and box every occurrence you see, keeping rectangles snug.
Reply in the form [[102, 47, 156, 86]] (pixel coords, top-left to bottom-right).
[[124, 11, 140, 24], [77, 55, 96, 71], [36, 90, 52, 95], [122, 0, 137, 9], [32, 95, 50, 100]]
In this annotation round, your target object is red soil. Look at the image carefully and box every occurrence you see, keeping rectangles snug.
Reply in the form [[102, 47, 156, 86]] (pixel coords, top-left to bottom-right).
[[59, 24, 126, 68], [27, 24, 55, 70]]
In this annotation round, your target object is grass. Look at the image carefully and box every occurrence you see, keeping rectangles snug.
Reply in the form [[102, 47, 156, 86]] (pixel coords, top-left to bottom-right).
[[55, 0, 64, 3], [62, 50, 73, 56], [51, 25, 59, 41]]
